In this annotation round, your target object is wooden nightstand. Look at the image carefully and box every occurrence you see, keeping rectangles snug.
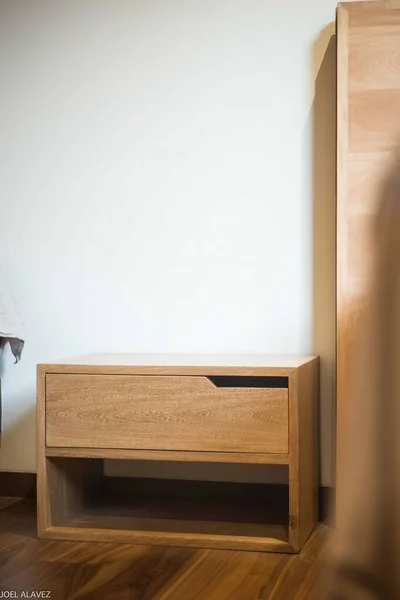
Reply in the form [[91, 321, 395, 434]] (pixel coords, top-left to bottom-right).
[[37, 354, 319, 553]]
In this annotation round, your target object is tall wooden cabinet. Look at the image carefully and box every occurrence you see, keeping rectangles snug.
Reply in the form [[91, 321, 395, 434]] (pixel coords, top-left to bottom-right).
[[336, 0, 400, 525]]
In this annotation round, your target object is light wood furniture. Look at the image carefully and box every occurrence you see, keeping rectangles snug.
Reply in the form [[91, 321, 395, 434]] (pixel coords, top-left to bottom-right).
[[37, 354, 319, 553], [336, 0, 400, 526]]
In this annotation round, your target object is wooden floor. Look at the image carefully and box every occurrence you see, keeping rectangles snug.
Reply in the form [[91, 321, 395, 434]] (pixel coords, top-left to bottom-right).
[[0, 499, 328, 599]]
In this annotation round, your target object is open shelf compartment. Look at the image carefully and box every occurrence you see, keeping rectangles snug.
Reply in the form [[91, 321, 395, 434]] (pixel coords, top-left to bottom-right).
[[43, 457, 292, 552]]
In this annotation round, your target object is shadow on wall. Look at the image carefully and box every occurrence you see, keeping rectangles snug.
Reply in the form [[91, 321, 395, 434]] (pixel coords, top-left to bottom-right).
[[311, 26, 337, 488]]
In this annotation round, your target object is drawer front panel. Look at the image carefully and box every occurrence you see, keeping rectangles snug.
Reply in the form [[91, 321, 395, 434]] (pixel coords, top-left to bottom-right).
[[45, 374, 289, 454]]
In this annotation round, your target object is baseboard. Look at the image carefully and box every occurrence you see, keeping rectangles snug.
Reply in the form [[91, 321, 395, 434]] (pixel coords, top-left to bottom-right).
[[0, 471, 36, 498], [0, 471, 335, 523]]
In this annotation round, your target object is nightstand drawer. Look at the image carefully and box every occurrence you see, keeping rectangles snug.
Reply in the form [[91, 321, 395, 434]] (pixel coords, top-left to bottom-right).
[[45, 373, 289, 454]]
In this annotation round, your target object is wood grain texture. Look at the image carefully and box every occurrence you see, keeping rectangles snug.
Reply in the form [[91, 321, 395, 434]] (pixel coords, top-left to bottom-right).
[[38, 355, 318, 553], [0, 499, 328, 600], [45, 374, 289, 454], [45, 446, 290, 464], [41, 525, 292, 553], [288, 359, 319, 550], [336, 1, 400, 528]]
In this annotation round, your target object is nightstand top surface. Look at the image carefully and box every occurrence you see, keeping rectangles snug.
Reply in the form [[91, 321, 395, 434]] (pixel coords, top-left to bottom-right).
[[39, 353, 317, 368]]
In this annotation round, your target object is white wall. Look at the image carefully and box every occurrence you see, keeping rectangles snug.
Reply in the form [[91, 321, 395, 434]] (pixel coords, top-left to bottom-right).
[[0, 0, 343, 485]]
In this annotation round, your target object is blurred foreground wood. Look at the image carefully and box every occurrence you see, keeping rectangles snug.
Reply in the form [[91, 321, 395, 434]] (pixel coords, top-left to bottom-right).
[[326, 147, 400, 595]]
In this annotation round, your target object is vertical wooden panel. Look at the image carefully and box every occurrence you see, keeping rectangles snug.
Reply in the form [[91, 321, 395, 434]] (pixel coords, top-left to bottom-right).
[[288, 358, 319, 550], [336, 2, 350, 530], [336, 0, 400, 527], [47, 457, 103, 526], [36, 366, 49, 535]]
